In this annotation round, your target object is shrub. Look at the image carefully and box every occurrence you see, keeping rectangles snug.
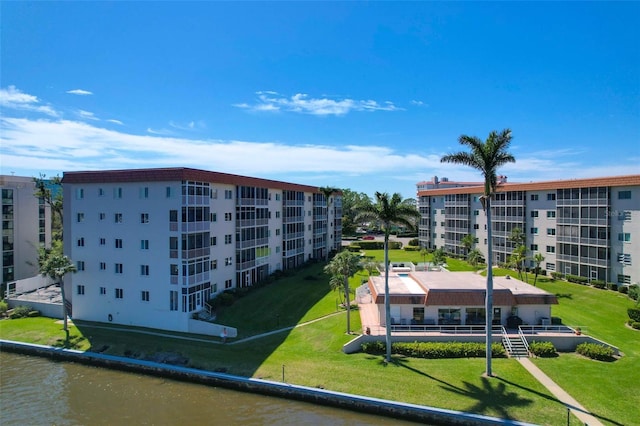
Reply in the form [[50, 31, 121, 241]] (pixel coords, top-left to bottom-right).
[[606, 282, 618, 291], [361, 341, 505, 359], [389, 241, 403, 250], [0, 300, 8, 315], [8, 305, 32, 319], [27, 310, 41, 317], [529, 341, 557, 357], [404, 246, 419, 251], [551, 272, 564, 280], [408, 238, 420, 246], [628, 308, 640, 323], [551, 316, 563, 325], [629, 321, 640, 330], [566, 274, 589, 284], [591, 279, 606, 289], [628, 284, 639, 301], [619, 285, 629, 294], [576, 342, 615, 361], [356, 241, 385, 250], [346, 244, 362, 252]]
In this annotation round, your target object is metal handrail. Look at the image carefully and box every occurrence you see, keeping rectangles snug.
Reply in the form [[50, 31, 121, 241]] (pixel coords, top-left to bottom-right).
[[501, 327, 514, 355], [518, 327, 530, 354]]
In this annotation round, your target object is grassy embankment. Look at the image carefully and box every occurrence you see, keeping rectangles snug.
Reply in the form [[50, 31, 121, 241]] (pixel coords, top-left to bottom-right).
[[1, 250, 638, 425]]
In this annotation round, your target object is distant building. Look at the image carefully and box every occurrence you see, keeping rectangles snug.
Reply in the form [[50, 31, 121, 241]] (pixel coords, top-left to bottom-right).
[[417, 174, 640, 285], [1, 175, 52, 284], [62, 167, 342, 332]]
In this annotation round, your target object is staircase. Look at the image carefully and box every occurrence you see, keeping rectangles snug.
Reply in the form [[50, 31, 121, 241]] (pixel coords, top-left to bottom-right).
[[502, 334, 529, 358]]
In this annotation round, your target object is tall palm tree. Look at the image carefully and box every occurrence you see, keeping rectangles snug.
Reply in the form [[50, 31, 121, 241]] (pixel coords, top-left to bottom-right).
[[324, 250, 361, 333], [39, 248, 77, 343], [319, 186, 339, 263], [532, 252, 545, 286], [468, 248, 484, 269], [432, 247, 446, 269], [461, 234, 475, 256], [441, 128, 515, 377], [419, 247, 429, 271], [355, 192, 420, 362]]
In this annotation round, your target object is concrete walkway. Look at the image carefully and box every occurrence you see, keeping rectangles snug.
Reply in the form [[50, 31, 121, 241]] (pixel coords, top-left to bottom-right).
[[517, 358, 603, 426]]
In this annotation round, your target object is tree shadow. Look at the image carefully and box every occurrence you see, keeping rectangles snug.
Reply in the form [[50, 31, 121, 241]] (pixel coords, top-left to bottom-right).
[[555, 293, 573, 299]]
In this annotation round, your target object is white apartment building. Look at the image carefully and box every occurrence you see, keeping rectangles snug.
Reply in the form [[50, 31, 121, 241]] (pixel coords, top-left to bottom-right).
[[417, 175, 640, 286], [62, 168, 342, 332], [1, 175, 52, 284]]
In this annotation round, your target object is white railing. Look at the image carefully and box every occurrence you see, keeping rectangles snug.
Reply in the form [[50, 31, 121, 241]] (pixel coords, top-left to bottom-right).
[[390, 324, 503, 334]]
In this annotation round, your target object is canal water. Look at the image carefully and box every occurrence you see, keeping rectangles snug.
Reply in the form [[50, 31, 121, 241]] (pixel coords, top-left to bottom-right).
[[0, 352, 421, 425]]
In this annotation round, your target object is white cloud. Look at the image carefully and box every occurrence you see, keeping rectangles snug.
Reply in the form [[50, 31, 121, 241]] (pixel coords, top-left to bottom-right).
[[235, 92, 403, 116], [0, 86, 58, 117], [78, 110, 99, 121], [411, 100, 426, 106], [169, 120, 206, 131], [106, 119, 124, 125], [66, 89, 93, 96]]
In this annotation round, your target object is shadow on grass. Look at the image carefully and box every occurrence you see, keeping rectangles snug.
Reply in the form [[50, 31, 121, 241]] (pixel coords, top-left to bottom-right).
[[555, 293, 573, 299], [388, 356, 533, 420]]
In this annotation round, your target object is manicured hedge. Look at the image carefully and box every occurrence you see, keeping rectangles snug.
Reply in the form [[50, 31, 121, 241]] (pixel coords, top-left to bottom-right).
[[361, 341, 506, 359], [628, 308, 640, 323], [576, 342, 615, 361], [528, 341, 557, 357]]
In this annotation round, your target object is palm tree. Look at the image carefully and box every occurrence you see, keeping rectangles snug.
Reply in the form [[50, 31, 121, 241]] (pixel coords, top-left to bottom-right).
[[508, 245, 527, 280], [468, 248, 484, 269], [432, 247, 446, 269], [39, 248, 77, 343], [532, 252, 545, 286], [324, 250, 361, 333], [355, 192, 420, 362], [441, 128, 515, 377], [461, 234, 475, 257], [419, 247, 429, 271], [319, 186, 339, 262]]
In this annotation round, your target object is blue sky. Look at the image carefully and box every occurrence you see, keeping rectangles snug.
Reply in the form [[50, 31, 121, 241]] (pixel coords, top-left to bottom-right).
[[1, 2, 638, 199]]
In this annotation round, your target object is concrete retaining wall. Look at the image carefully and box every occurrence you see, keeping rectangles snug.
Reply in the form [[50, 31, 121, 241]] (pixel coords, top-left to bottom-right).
[[1, 339, 534, 426], [343, 334, 502, 354], [6, 300, 63, 319]]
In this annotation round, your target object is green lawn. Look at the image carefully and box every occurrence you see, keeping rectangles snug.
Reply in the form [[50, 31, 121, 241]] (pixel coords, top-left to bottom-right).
[[1, 252, 638, 425]]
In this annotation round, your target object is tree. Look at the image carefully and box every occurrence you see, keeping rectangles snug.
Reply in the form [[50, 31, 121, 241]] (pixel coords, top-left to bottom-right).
[[354, 192, 420, 362], [39, 248, 76, 343], [468, 248, 484, 269], [419, 247, 429, 271], [441, 128, 515, 377], [33, 174, 64, 241], [340, 189, 372, 236], [508, 245, 527, 281], [532, 252, 545, 287], [432, 247, 446, 269], [319, 186, 339, 263], [461, 234, 475, 256], [324, 251, 361, 333]]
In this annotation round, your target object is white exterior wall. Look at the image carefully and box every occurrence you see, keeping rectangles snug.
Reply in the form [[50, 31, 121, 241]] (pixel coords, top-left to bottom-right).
[[304, 192, 314, 262], [1, 175, 51, 283], [610, 185, 640, 284], [432, 196, 445, 249], [210, 182, 237, 293], [527, 190, 558, 272], [268, 189, 283, 272]]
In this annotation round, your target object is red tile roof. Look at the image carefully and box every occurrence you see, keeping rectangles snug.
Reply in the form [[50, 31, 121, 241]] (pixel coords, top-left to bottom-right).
[[62, 167, 329, 193], [417, 175, 640, 196]]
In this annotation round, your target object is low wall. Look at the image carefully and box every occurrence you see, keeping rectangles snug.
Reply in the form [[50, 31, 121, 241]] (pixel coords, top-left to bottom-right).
[[523, 334, 620, 355], [187, 319, 237, 338], [1, 340, 534, 426], [343, 334, 502, 354], [6, 300, 63, 319]]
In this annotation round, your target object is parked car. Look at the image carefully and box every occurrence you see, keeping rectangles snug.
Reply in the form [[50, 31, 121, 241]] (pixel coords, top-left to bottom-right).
[[362, 235, 375, 240]]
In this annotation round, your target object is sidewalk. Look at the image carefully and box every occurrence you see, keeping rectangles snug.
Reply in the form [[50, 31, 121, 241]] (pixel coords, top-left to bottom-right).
[[517, 358, 604, 426]]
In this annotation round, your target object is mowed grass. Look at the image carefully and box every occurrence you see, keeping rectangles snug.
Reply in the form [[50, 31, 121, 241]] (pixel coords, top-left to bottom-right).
[[1, 250, 638, 425]]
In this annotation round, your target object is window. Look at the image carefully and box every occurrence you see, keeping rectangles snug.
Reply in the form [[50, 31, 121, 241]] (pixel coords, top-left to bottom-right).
[[617, 274, 631, 285], [170, 290, 178, 311], [225, 257, 232, 266], [276, 228, 281, 235], [114, 213, 123, 223], [100, 287, 106, 295], [547, 193, 556, 201], [618, 253, 631, 265], [140, 187, 149, 198], [115, 239, 123, 248], [141, 290, 150, 302], [99, 212, 106, 220], [77, 237, 85, 247], [618, 211, 631, 221], [225, 234, 232, 244], [546, 246, 555, 253], [225, 279, 233, 289], [77, 213, 85, 222], [473, 224, 479, 230], [530, 211, 539, 218], [276, 211, 280, 218], [166, 186, 172, 198], [140, 213, 149, 224], [440, 222, 445, 227], [618, 233, 631, 242], [77, 261, 85, 271], [530, 227, 538, 235], [170, 264, 179, 276], [440, 234, 445, 238], [276, 193, 281, 201], [530, 194, 539, 201], [77, 285, 85, 295], [225, 212, 232, 221], [210, 213, 217, 222], [618, 190, 631, 200], [98, 188, 105, 197], [546, 263, 555, 271], [211, 259, 217, 270], [76, 188, 84, 199], [99, 238, 106, 246], [169, 210, 178, 222], [140, 265, 149, 276], [474, 210, 479, 216], [547, 211, 556, 218], [547, 228, 556, 236], [115, 288, 123, 299], [225, 189, 233, 199], [210, 236, 217, 246], [99, 262, 106, 270], [140, 239, 149, 250], [114, 187, 123, 199], [115, 263, 123, 274], [441, 209, 445, 215], [530, 244, 538, 251]]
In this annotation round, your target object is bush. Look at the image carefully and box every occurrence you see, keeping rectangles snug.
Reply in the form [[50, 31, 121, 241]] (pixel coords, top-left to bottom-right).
[[407, 238, 420, 246], [355, 241, 385, 250], [619, 285, 629, 294], [629, 321, 640, 330], [606, 282, 618, 291], [8, 305, 32, 319], [361, 341, 505, 359], [551, 272, 564, 280], [591, 279, 606, 289], [628, 284, 639, 301], [566, 274, 589, 284], [389, 241, 403, 250], [404, 246, 420, 251], [0, 300, 8, 315], [529, 341, 557, 357], [628, 308, 640, 323], [346, 244, 362, 252], [576, 342, 615, 361], [27, 310, 41, 317]]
